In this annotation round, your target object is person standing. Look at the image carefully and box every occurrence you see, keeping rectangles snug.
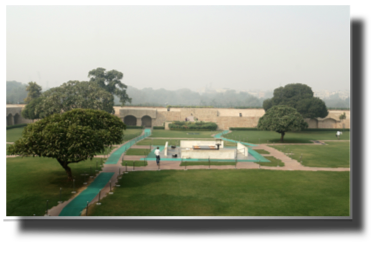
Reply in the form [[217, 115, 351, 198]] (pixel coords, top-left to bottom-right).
[[336, 131, 341, 139], [155, 147, 161, 169]]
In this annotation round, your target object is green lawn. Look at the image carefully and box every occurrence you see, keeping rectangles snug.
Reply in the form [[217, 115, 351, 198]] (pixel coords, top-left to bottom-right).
[[254, 149, 270, 154], [151, 130, 218, 138], [121, 160, 148, 167], [258, 156, 285, 167], [179, 161, 236, 166], [125, 148, 151, 156], [88, 169, 350, 216], [224, 130, 350, 144], [6, 127, 142, 144], [6, 157, 105, 216], [136, 138, 237, 147], [271, 142, 350, 168], [6, 127, 25, 142], [121, 129, 144, 143]]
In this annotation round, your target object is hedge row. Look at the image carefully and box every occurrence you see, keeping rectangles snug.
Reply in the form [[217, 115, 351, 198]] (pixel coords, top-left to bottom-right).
[[169, 121, 217, 130], [153, 126, 165, 129], [6, 123, 28, 130]]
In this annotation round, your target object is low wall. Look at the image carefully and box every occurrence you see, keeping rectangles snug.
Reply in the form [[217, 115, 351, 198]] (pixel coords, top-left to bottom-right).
[[181, 148, 235, 159], [237, 142, 248, 157], [164, 141, 168, 156], [180, 140, 224, 149]]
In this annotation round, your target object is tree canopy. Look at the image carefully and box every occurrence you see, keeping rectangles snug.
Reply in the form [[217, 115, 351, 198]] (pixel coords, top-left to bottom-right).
[[21, 97, 44, 120], [23, 80, 115, 119], [7, 109, 126, 180], [88, 68, 132, 105], [24, 82, 42, 104], [6, 81, 28, 104], [263, 83, 328, 119], [257, 105, 308, 142]]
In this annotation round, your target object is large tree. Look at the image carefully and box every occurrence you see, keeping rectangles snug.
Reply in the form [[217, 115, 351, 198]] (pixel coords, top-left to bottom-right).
[[257, 105, 308, 142], [21, 97, 44, 120], [24, 82, 42, 104], [88, 68, 132, 105], [7, 109, 126, 180], [263, 83, 328, 118], [35, 80, 114, 118]]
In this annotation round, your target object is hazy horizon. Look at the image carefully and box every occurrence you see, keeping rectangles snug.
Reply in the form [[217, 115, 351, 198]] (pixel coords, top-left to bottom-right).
[[6, 6, 350, 93]]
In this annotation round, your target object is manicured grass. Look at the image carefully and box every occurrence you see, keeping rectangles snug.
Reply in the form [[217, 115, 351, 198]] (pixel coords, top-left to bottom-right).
[[6, 127, 25, 142], [121, 160, 148, 167], [258, 156, 284, 167], [6, 157, 105, 216], [179, 161, 236, 166], [151, 130, 218, 138], [88, 169, 350, 216], [121, 129, 144, 143], [254, 149, 270, 154], [224, 130, 350, 144], [271, 142, 350, 168], [136, 138, 237, 147], [136, 139, 181, 146], [6, 127, 142, 144], [125, 148, 151, 156]]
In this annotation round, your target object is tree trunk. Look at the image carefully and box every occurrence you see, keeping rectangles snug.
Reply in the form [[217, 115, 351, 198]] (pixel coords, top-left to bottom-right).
[[280, 132, 285, 142], [57, 159, 73, 181]]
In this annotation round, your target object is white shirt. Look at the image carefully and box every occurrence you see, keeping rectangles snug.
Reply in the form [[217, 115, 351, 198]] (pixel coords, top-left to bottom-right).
[[155, 149, 160, 156], [336, 131, 341, 136]]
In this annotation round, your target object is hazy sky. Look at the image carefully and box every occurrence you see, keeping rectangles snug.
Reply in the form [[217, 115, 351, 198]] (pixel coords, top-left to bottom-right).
[[6, 5, 350, 93]]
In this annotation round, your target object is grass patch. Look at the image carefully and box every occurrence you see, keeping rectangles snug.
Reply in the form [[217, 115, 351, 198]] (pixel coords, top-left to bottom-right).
[[88, 170, 350, 216], [121, 129, 144, 143], [95, 146, 115, 156], [179, 161, 236, 166], [121, 160, 148, 167], [6, 157, 105, 216], [258, 156, 284, 167], [151, 130, 218, 138], [254, 149, 270, 154], [271, 142, 350, 168], [224, 130, 350, 144], [6, 127, 25, 142], [125, 148, 151, 156]]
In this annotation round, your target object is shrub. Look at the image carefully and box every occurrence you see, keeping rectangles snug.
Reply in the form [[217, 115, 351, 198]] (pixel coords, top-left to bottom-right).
[[153, 126, 165, 129], [125, 126, 143, 129], [169, 121, 217, 130]]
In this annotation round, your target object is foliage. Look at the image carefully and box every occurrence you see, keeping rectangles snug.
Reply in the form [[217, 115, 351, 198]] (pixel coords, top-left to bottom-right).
[[6, 81, 28, 104], [7, 109, 126, 180], [24, 82, 42, 104], [88, 67, 131, 106], [36, 81, 114, 117], [339, 112, 346, 120], [264, 83, 328, 118], [21, 97, 44, 120], [169, 121, 218, 130], [6, 123, 28, 130], [257, 105, 308, 142], [153, 126, 165, 129]]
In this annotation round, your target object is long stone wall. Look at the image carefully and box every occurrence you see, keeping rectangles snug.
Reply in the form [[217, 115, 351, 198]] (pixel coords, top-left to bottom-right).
[[6, 105, 351, 129]]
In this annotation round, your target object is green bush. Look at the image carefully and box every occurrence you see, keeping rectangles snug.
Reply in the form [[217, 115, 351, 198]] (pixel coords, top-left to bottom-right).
[[153, 126, 165, 129], [6, 123, 28, 130], [169, 121, 217, 131]]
